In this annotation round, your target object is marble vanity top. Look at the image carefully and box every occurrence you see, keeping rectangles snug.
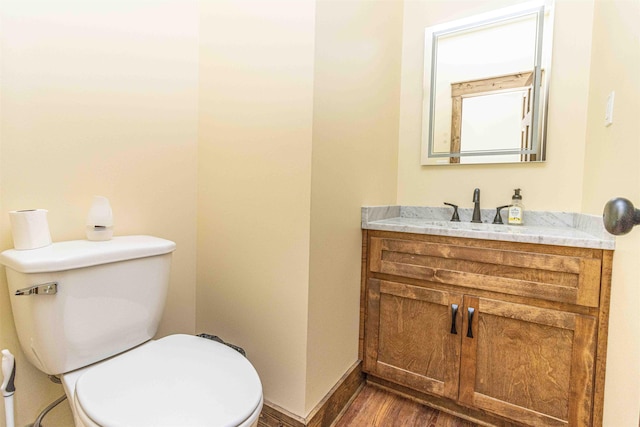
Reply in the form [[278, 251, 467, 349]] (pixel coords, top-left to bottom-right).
[[362, 206, 615, 250]]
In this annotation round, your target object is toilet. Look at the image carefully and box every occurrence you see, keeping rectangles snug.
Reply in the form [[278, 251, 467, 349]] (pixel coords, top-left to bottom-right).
[[0, 235, 263, 427]]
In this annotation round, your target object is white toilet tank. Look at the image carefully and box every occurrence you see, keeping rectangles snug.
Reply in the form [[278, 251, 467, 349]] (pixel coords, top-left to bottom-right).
[[0, 236, 176, 375]]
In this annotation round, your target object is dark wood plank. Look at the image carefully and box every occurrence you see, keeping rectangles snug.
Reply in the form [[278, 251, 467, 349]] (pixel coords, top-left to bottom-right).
[[367, 376, 522, 427], [259, 402, 305, 427], [334, 384, 477, 427]]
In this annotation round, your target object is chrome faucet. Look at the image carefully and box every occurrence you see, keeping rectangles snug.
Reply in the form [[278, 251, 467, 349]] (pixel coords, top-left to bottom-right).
[[471, 188, 482, 223]]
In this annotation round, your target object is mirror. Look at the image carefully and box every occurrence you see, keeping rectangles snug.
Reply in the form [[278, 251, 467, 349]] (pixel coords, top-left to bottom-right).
[[421, 0, 554, 165]]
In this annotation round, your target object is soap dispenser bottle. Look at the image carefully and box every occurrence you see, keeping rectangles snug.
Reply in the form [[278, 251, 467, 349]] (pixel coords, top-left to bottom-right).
[[508, 189, 524, 225]]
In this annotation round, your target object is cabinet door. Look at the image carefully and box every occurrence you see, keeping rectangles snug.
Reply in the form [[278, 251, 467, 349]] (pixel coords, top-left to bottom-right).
[[459, 296, 597, 427], [364, 279, 463, 399]]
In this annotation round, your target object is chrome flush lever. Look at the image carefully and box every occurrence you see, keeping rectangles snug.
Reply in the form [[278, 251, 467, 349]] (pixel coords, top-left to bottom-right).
[[15, 282, 58, 296]]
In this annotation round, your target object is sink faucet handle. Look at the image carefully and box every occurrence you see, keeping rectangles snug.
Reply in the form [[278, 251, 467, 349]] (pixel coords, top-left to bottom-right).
[[444, 203, 461, 222], [471, 188, 482, 223], [492, 205, 510, 224]]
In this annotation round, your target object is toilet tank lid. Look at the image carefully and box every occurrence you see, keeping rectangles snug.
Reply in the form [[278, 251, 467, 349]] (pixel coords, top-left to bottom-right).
[[0, 235, 176, 273]]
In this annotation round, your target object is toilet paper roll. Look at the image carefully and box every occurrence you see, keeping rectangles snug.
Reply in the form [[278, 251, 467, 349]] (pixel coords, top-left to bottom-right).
[[9, 209, 52, 250]]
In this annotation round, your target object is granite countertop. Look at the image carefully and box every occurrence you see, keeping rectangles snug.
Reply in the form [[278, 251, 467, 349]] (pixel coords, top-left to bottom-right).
[[362, 206, 615, 250]]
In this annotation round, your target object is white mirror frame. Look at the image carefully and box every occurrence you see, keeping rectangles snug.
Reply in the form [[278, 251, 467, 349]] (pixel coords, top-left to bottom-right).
[[421, 0, 554, 166]]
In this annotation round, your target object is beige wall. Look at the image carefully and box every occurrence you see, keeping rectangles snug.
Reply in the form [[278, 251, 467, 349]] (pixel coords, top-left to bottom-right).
[[397, 0, 594, 211], [0, 1, 199, 425], [197, 0, 403, 416], [582, 0, 640, 425], [197, 0, 316, 416], [306, 0, 402, 414]]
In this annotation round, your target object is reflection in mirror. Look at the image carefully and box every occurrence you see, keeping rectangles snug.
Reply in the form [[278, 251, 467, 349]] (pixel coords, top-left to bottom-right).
[[421, 0, 554, 165]]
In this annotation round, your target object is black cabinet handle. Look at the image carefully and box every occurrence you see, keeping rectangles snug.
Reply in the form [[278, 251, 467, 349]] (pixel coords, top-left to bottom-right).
[[467, 307, 475, 338], [450, 304, 458, 334]]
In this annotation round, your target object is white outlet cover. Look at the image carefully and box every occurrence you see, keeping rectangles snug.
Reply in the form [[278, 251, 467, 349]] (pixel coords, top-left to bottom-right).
[[605, 91, 615, 127]]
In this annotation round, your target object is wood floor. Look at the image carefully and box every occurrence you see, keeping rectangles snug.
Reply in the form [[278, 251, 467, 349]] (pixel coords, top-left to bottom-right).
[[334, 384, 479, 427]]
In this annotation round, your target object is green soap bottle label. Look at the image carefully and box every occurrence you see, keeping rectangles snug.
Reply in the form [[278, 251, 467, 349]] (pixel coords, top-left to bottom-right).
[[508, 206, 523, 224]]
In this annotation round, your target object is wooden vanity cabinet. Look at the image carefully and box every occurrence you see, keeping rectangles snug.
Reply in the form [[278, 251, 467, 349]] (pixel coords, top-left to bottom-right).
[[361, 230, 612, 427], [365, 279, 463, 400]]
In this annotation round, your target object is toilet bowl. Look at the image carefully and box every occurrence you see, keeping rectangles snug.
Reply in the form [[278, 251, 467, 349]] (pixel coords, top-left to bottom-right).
[[62, 335, 263, 427], [0, 236, 263, 427]]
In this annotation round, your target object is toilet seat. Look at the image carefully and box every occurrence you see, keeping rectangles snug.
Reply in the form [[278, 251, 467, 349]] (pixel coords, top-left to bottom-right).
[[73, 334, 263, 427]]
